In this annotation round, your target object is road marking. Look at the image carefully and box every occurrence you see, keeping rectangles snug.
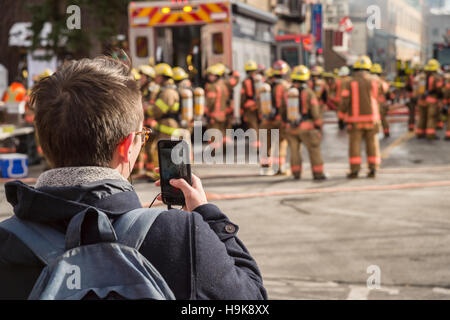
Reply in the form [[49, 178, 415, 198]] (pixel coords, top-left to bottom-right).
[[381, 131, 415, 160], [204, 180, 450, 201], [433, 287, 450, 295], [347, 286, 399, 300]]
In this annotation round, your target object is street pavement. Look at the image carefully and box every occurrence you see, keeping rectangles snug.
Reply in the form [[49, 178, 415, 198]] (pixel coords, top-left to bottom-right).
[[1, 111, 450, 300]]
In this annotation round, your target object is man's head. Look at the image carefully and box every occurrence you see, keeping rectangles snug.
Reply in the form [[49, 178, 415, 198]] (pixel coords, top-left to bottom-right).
[[30, 56, 145, 177]]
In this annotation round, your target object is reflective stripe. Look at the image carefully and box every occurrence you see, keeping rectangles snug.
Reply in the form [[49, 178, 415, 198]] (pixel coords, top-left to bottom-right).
[[416, 128, 425, 134], [446, 131, 450, 138], [368, 157, 381, 164], [291, 165, 302, 173], [299, 121, 314, 130], [426, 128, 436, 135], [244, 78, 254, 98], [172, 102, 180, 112], [335, 79, 342, 102], [301, 90, 308, 114], [314, 119, 322, 127], [351, 81, 360, 119], [341, 89, 350, 98], [155, 123, 180, 136], [275, 84, 284, 109], [426, 96, 438, 104], [371, 80, 380, 119], [428, 76, 434, 91], [338, 111, 346, 120], [312, 165, 324, 173], [155, 99, 170, 113], [350, 157, 362, 165], [207, 91, 217, 98]]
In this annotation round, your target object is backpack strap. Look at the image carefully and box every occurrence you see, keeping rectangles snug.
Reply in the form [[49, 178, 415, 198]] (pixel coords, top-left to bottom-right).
[[65, 207, 117, 250], [113, 208, 165, 250], [0, 217, 65, 265]]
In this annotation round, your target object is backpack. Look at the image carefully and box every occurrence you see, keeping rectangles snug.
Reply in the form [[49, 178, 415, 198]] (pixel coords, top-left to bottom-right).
[[0, 207, 175, 300]]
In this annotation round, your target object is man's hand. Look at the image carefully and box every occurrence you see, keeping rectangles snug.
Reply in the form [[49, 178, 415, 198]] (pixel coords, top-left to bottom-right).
[[154, 168, 208, 212]]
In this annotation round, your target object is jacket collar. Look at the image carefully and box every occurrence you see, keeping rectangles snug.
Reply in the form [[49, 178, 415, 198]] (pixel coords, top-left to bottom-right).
[[5, 178, 143, 226]]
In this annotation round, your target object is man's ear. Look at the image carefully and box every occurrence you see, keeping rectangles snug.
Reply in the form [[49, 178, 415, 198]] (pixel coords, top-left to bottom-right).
[[117, 133, 134, 163]]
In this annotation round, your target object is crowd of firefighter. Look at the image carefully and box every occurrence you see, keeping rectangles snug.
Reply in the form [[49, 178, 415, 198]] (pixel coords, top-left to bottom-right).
[[2, 55, 450, 181]]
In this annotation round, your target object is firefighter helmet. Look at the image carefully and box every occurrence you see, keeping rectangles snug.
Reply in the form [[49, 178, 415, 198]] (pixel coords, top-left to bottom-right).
[[353, 55, 373, 71], [38, 69, 54, 80], [172, 67, 189, 81], [214, 63, 227, 76], [338, 66, 350, 77], [138, 65, 156, 79], [206, 65, 222, 77], [265, 67, 274, 78], [245, 60, 258, 72], [370, 63, 383, 75], [131, 68, 141, 81], [311, 65, 324, 76], [424, 59, 440, 72], [290, 65, 310, 82], [155, 63, 174, 78], [272, 60, 290, 76]]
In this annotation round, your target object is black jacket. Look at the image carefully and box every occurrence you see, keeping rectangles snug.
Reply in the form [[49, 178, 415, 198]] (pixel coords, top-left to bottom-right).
[[0, 179, 267, 300]]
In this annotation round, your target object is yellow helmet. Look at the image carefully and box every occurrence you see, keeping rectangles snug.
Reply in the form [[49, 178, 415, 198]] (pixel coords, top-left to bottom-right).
[[370, 63, 383, 75], [290, 65, 310, 81], [206, 65, 222, 77], [172, 67, 189, 81], [155, 63, 174, 78], [353, 55, 372, 70], [244, 60, 258, 72], [39, 68, 54, 80], [265, 67, 274, 78], [138, 65, 156, 79], [214, 63, 227, 77], [311, 65, 324, 76], [424, 59, 440, 72], [131, 68, 141, 81]]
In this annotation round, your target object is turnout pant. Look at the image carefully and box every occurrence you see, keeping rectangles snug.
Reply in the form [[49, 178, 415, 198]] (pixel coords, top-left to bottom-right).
[[348, 124, 381, 173], [380, 103, 390, 135], [260, 120, 288, 171], [416, 99, 438, 138], [407, 98, 417, 132], [287, 128, 324, 178]]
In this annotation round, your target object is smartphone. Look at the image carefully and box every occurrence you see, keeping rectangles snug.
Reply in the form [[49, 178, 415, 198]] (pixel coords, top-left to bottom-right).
[[157, 139, 192, 207]]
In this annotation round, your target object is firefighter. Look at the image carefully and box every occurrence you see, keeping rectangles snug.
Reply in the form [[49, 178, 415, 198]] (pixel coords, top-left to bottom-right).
[[416, 59, 444, 140], [147, 63, 182, 177], [309, 65, 328, 120], [205, 64, 228, 149], [135, 65, 158, 176], [336, 66, 352, 130], [241, 60, 260, 143], [406, 64, 422, 132], [259, 60, 290, 175], [341, 55, 383, 179], [443, 72, 450, 140], [221, 64, 240, 131], [283, 65, 326, 181], [370, 63, 391, 138], [173, 67, 194, 131]]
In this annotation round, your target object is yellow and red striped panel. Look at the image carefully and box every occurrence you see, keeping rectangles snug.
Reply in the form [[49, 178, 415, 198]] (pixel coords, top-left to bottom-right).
[[130, 2, 230, 27]]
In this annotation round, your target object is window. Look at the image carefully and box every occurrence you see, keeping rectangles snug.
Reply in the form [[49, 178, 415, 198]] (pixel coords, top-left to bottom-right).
[[212, 32, 224, 55], [135, 36, 148, 58]]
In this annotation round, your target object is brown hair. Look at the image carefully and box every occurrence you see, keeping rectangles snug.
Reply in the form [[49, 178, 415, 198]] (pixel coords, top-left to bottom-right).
[[30, 56, 143, 168]]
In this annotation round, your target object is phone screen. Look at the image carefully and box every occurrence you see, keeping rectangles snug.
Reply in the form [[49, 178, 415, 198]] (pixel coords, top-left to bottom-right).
[[158, 140, 191, 206]]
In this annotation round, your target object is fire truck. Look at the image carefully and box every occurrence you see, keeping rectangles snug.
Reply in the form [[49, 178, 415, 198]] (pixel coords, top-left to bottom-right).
[[128, 0, 278, 81]]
